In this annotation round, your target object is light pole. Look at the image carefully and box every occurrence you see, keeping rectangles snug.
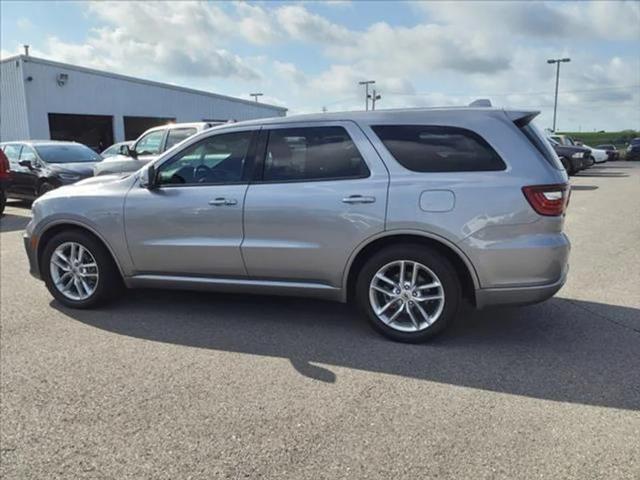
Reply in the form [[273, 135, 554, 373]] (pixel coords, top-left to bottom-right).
[[250, 92, 263, 102], [358, 80, 375, 111], [369, 89, 381, 111], [547, 58, 570, 132]]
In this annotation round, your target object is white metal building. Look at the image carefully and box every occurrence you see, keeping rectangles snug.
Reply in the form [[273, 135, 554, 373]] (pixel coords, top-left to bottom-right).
[[0, 55, 286, 149]]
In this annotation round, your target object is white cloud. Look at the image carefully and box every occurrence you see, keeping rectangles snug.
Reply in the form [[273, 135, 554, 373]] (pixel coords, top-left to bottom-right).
[[4, 1, 637, 130], [275, 5, 353, 44]]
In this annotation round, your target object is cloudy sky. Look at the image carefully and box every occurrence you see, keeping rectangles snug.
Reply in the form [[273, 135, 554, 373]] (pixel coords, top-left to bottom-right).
[[1, 0, 639, 131]]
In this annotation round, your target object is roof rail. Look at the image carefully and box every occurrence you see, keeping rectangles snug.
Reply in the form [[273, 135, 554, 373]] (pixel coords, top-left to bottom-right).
[[468, 99, 492, 107]]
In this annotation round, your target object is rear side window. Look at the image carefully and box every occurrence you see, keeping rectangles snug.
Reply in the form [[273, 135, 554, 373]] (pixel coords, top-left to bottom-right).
[[165, 128, 197, 150], [263, 126, 369, 182], [372, 125, 505, 172], [519, 123, 564, 170]]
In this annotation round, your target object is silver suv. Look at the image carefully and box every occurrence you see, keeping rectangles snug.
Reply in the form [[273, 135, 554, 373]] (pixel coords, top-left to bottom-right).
[[24, 108, 570, 342]]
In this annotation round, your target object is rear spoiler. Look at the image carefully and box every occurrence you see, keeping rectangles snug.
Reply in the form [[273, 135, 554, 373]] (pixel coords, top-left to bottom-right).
[[467, 99, 540, 128], [506, 110, 540, 127]]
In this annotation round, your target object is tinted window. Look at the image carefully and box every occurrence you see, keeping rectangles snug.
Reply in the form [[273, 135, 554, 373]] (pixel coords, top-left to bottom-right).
[[165, 128, 197, 150], [35, 144, 101, 163], [263, 126, 368, 182], [519, 123, 564, 170], [157, 131, 253, 186], [135, 130, 164, 155], [372, 125, 505, 172]]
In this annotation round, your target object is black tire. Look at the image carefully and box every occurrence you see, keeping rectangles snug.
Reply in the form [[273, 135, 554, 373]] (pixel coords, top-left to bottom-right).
[[38, 182, 55, 197], [41, 229, 122, 308], [0, 189, 5, 216], [355, 244, 461, 343]]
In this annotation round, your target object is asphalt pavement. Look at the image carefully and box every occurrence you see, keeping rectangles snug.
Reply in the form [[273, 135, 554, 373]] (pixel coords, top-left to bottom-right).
[[1, 161, 639, 479]]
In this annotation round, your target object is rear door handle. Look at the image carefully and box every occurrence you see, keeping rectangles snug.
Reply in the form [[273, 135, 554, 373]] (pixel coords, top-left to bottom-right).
[[342, 195, 376, 204], [208, 197, 237, 206]]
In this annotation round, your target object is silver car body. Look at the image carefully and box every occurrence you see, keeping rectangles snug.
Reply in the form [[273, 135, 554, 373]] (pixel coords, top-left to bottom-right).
[[25, 108, 570, 308]]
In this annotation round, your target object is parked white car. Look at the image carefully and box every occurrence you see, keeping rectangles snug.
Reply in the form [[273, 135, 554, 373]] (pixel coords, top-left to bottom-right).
[[94, 122, 223, 176], [581, 144, 608, 163]]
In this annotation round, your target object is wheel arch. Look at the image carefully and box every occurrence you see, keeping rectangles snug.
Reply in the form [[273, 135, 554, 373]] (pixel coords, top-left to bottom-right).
[[343, 230, 479, 306], [36, 220, 125, 280]]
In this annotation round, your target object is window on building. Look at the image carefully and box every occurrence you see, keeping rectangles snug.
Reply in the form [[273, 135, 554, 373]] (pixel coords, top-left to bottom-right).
[[372, 125, 505, 172], [263, 126, 369, 182]]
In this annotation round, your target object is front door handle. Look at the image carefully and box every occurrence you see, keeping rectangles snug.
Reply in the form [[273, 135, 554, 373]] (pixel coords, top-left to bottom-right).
[[342, 195, 376, 204], [208, 197, 237, 206]]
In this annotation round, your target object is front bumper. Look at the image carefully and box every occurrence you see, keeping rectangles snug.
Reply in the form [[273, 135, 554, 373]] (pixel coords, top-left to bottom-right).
[[23, 233, 41, 279], [475, 266, 568, 309]]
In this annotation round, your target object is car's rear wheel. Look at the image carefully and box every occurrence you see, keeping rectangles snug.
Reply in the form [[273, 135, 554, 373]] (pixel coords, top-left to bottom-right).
[[42, 230, 122, 308], [356, 245, 461, 343], [0, 188, 5, 215]]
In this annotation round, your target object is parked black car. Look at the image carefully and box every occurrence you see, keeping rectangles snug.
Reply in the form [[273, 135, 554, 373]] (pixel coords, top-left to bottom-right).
[[626, 138, 640, 161], [0, 141, 102, 201], [547, 138, 591, 175], [595, 144, 620, 161]]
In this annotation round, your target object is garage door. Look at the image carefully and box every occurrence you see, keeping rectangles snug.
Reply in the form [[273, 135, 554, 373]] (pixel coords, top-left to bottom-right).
[[124, 116, 175, 141], [48, 113, 114, 152]]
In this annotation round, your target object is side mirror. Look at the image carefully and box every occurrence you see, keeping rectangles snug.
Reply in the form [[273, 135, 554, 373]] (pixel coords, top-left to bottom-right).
[[18, 159, 33, 168], [123, 145, 137, 158], [139, 165, 156, 189]]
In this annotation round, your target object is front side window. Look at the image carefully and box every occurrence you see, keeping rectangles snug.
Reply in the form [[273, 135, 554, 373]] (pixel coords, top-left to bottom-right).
[[34, 144, 101, 163], [19, 146, 38, 163], [134, 130, 164, 155], [165, 128, 197, 150], [372, 125, 505, 172], [263, 126, 369, 182], [157, 131, 253, 186]]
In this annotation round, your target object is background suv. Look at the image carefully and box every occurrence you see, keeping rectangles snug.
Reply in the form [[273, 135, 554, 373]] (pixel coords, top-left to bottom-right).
[[24, 108, 570, 342], [0, 141, 102, 200], [94, 122, 222, 176]]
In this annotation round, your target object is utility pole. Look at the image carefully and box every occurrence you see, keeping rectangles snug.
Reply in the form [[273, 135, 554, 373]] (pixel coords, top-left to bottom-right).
[[546, 58, 570, 132], [250, 93, 263, 102], [369, 89, 381, 111], [358, 80, 375, 111]]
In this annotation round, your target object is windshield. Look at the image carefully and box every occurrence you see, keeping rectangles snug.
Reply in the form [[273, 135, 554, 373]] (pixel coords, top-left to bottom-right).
[[35, 144, 101, 163]]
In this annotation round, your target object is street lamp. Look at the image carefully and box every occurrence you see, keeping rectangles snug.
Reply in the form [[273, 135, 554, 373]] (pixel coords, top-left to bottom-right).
[[547, 57, 570, 132], [250, 93, 263, 102], [358, 80, 375, 111]]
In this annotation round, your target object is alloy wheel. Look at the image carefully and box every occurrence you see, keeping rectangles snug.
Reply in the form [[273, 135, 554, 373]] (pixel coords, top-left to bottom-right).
[[369, 260, 445, 332], [49, 242, 99, 301]]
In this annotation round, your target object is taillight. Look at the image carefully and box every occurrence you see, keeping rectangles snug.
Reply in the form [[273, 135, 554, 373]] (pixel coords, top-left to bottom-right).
[[522, 183, 570, 216]]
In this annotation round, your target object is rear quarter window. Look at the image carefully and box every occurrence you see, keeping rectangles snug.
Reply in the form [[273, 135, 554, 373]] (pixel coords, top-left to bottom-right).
[[371, 125, 505, 172]]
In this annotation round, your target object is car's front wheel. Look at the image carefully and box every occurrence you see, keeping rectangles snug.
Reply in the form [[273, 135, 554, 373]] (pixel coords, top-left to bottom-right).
[[356, 245, 461, 343], [42, 230, 122, 308]]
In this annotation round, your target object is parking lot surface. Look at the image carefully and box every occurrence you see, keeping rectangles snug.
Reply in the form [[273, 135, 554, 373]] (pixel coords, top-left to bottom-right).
[[1, 162, 639, 479]]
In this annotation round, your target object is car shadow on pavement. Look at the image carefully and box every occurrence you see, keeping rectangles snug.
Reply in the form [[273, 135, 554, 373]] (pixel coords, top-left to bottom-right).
[[0, 213, 30, 233], [52, 290, 640, 411], [570, 185, 598, 191], [575, 172, 629, 178]]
